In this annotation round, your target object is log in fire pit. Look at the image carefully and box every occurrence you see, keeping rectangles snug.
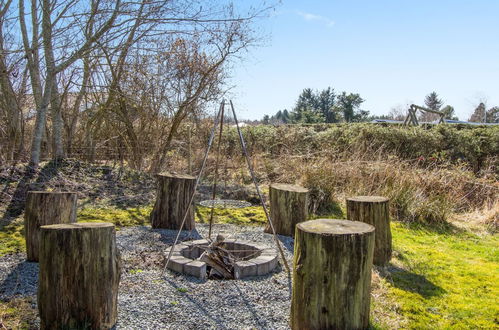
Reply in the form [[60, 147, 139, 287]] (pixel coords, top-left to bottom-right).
[[164, 235, 278, 280]]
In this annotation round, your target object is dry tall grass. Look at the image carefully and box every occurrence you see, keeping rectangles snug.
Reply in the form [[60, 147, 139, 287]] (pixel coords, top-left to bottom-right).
[[167, 124, 498, 227], [226, 144, 499, 226]]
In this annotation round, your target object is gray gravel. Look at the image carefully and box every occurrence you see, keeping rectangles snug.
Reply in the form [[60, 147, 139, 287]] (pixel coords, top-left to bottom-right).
[[0, 224, 294, 329]]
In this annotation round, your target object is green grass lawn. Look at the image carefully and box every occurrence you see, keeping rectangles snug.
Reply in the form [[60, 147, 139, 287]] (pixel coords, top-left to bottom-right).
[[1, 207, 497, 329], [373, 222, 499, 329]]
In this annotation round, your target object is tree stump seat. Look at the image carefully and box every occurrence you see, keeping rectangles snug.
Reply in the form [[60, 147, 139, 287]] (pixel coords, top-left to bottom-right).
[[38, 222, 121, 329], [264, 183, 309, 236], [291, 219, 375, 330], [24, 191, 77, 262], [150, 173, 196, 230], [347, 195, 392, 266]]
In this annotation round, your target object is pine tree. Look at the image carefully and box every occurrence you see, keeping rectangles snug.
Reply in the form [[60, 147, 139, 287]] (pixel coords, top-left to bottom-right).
[[420, 92, 444, 122], [262, 115, 270, 124], [441, 105, 458, 120], [317, 88, 338, 123], [424, 92, 444, 110], [337, 92, 365, 122], [295, 88, 317, 112]]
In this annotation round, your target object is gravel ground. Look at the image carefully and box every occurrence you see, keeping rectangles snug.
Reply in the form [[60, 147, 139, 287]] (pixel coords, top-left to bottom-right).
[[0, 224, 294, 329]]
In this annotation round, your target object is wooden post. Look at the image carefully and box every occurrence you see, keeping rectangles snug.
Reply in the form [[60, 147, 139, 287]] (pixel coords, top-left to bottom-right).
[[38, 223, 121, 330], [24, 191, 77, 262], [291, 219, 374, 330], [346, 196, 392, 266], [264, 183, 309, 237], [150, 173, 196, 230]]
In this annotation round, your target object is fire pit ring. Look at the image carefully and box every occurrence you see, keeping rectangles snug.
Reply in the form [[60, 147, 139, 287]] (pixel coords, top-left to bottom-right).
[[164, 239, 278, 280], [198, 199, 252, 209]]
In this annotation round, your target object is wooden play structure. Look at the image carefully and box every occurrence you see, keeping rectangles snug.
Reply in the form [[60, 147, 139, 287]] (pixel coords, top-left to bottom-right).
[[404, 104, 445, 126]]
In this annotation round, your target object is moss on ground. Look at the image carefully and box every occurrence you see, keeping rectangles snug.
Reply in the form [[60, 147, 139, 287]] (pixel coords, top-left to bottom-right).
[[0, 218, 25, 256], [195, 205, 266, 225], [77, 206, 153, 227]]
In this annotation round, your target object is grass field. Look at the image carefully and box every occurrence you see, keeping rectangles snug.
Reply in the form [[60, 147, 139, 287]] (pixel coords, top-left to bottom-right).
[[372, 222, 498, 329], [1, 206, 497, 329]]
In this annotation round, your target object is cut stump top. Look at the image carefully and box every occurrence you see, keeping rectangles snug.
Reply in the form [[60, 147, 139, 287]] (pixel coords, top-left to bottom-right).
[[156, 172, 195, 180], [270, 183, 309, 193], [346, 196, 389, 203], [297, 219, 374, 236], [40, 222, 114, 230]]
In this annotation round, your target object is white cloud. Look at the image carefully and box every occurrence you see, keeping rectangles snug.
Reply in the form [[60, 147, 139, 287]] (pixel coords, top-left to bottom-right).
[[297, 11, 335, 27]]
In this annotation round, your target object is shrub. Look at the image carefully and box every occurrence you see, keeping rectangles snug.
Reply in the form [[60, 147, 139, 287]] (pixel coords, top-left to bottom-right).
[[221, 124, 499, 176], [293, 157, 497, 224]]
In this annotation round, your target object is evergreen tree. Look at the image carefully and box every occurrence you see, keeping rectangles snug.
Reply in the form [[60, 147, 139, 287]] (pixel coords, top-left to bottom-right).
[[317, 87, 338, 123], [337, 92, 365, 122], [291, 88, 321, 123], [424, 91, 444, 110], [421, 92, 444, 122], [262, 115, 270, 124], [291, 107, 325, 123], [267, 87, 366, 124], [295, 88, 317, 112], [441, 105, 458, 120], [281, 109, 291, 123]]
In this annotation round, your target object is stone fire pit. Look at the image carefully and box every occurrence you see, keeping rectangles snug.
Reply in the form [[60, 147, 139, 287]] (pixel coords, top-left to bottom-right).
[[164, 239, 278, 280]]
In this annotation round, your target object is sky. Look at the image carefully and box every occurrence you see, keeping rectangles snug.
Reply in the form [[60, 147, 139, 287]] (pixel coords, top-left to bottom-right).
[[229, 0, 499, 121]]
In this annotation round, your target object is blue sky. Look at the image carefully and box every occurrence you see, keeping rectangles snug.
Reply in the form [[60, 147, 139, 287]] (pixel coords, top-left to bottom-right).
[[230, 0, 499, 120]]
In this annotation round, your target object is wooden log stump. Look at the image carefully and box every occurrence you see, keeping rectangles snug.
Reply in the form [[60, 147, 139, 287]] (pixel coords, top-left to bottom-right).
[[346, 196, 392, 266], [264, 183, 309, 236], [150, 173, 196, 230], [291, 219, 375, 330], [38, 223, 121, 330], [24, 191, 77, 262]]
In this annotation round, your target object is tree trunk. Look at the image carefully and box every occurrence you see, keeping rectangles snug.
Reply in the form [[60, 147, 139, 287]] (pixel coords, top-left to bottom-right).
[[291, 219, 375, 330], [264, 183, 308, 236], [50, 78, 65, 160], [24, 191, 77, 262], [150, 173, 196, 230], [38, 222, 121, 330], [346, 196, 392, 266], [29, 81, 52, 166]]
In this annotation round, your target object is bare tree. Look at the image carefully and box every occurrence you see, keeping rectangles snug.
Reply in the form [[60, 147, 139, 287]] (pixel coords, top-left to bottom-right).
[[387, 105, 406, 121], [82, 1, 270, 171], [1, 0, 273, 167], [18, 0, 121, 166], [469, 102, 486, 123], [0, 0, 25, 162]]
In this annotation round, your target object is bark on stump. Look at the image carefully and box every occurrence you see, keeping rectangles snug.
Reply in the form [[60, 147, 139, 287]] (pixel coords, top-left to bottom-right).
[[24, 191, 77, 262], [150, 173, 196, 230], [346, 196, 392, 266], [291, 219, 375, 330], [264, 183, 309, 236], [38, 223, 121, 330]]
